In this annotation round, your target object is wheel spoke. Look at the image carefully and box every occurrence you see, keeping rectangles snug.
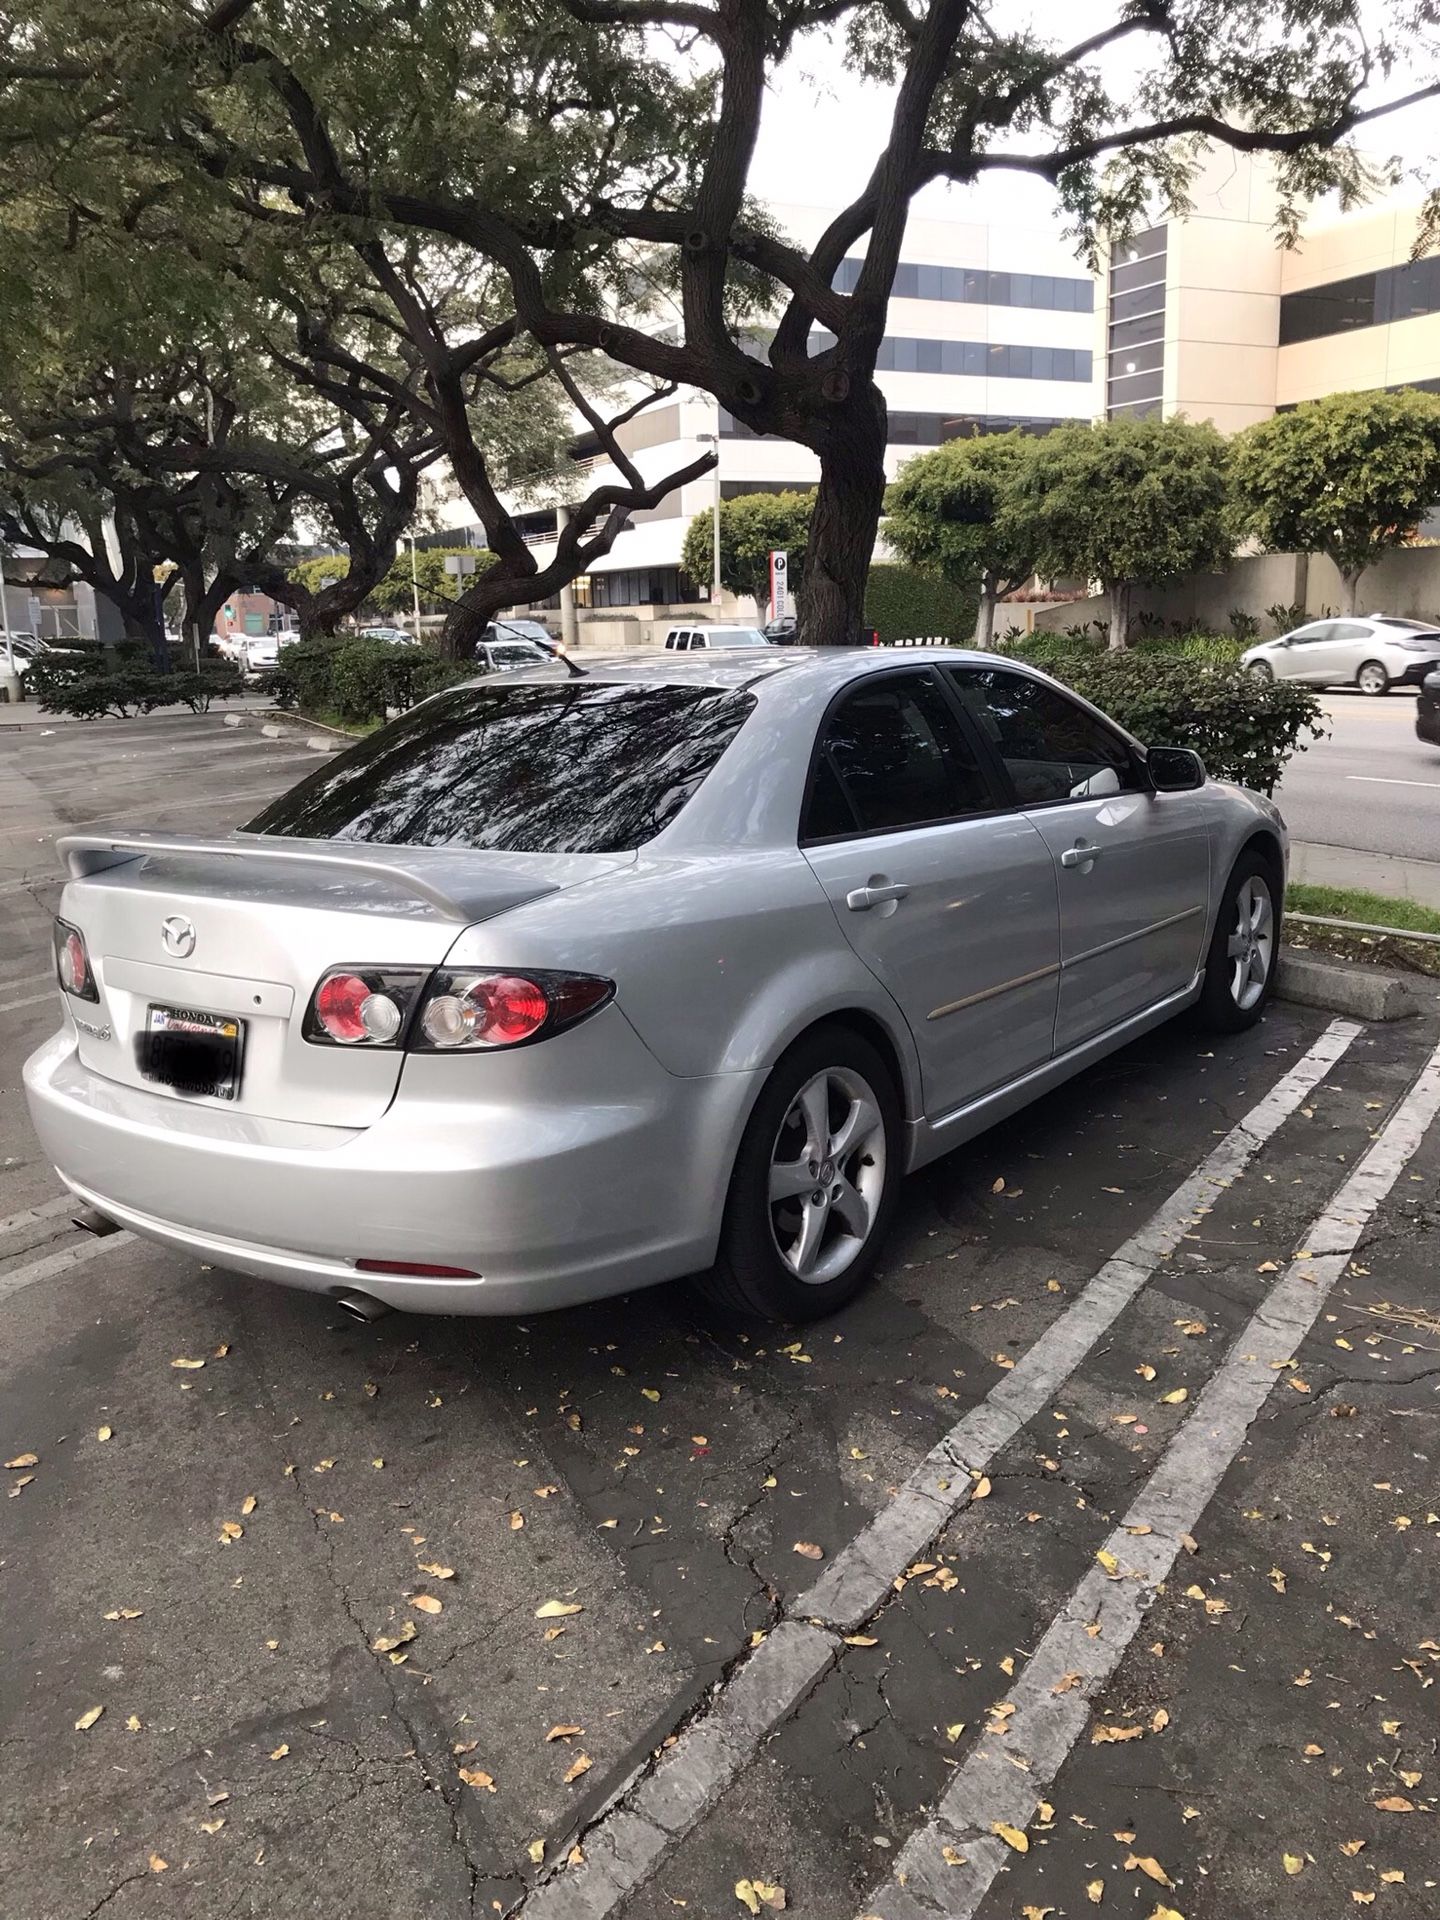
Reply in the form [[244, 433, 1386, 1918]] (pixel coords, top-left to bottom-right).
[[828, 1094, 881, 1164], [796, 1076, 830, 1162], [830, 1176, 871, 1240], [1248, 946, 1269, 986], [1226, 931, 1249, 959], [788, 1198, 828, 1279], [769, 1157, 814, 1205]]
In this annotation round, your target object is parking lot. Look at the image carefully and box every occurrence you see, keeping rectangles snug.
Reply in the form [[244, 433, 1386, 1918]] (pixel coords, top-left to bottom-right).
[[3, 712, 1439, 1920]]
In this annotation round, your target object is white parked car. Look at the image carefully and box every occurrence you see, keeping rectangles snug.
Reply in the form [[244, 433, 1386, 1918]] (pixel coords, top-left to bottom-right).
[[1241, 615, 1440, 695], [359, 626, 421, 648], [240, 636, 280, 677], [663, 625, 772, 651]]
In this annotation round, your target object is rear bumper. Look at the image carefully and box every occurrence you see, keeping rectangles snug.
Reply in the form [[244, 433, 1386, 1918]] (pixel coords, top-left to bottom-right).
[[23, 1024, 762, 1314]]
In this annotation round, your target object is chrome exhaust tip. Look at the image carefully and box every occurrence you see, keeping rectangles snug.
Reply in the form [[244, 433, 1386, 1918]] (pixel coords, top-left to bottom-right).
[[334, 1290, 393, 1323]]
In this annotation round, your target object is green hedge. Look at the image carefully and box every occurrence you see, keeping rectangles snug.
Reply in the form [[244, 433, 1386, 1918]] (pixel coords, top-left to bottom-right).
[[271, 635, 474, 724], [864, 563, 976, 643], [1036, 650, 1324, 794], [999, 627, 1244, 669], [23, 646, 244, 719]]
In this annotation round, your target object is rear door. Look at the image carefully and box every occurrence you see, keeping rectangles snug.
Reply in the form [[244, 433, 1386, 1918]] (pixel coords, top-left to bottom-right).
[[945, 665, 1211, 1052], [800, 667, 1060, 1119]]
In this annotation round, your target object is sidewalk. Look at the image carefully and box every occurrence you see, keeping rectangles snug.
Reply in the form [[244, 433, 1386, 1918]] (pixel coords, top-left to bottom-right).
[[1290, 838, 1440, 908], [0, 695, 269, 730]]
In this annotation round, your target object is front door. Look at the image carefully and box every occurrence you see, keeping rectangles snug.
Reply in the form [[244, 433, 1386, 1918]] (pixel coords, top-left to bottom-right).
[[945, 665, 1212, 1053], [800, 667, 1060, 1119], [1281, 620, 1337, 682]]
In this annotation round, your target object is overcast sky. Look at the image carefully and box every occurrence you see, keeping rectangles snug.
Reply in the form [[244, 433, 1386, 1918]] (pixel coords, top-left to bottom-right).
[[741, 3, 1438, 256]]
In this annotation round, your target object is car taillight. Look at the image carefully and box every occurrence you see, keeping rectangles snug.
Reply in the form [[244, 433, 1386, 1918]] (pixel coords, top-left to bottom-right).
[[53, 918, 98, 1002], [302, 966, 613, 1051], [413, 970, 613, 1052], [303, 967, 428, 1047]]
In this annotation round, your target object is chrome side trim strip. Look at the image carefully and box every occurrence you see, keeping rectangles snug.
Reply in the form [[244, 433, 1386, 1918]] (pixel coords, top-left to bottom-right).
[[1065, 903, 1204, 970], [927, 961, 1061, 1022]]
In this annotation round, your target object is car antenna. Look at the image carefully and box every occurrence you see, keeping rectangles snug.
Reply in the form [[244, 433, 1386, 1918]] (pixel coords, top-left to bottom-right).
[[559, 650, 588, 677]]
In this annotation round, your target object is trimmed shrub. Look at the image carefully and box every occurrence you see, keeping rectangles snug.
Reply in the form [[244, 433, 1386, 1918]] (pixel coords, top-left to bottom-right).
[[24, 646, 244, 719], [864, 563, 977, 643], [272, 634, 475, 724], [1036, 650, 1324, 794]]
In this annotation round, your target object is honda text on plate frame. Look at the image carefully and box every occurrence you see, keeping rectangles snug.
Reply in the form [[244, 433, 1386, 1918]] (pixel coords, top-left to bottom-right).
[[24, 648, 1287, 1323]]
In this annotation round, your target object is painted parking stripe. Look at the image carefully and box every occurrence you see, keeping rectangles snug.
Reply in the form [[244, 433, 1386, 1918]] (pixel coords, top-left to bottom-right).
[[859, 1030, 1440, 1920], [0, 1230, 134, 1306], [0, 988, 58, 1016], [515, 1018, 1362, 1920], [0, 1195, 76, 1238]]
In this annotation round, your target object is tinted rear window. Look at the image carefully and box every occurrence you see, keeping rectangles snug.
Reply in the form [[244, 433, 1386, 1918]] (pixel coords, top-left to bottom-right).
[[245, 681, 755, 852]]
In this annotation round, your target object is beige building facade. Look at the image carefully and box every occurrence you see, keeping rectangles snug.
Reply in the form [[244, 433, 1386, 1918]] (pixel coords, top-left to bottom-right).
[[1099, 151, 1440, 432]]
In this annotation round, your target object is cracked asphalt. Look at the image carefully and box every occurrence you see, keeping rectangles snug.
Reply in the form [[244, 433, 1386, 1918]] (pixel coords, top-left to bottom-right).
[[3, 714, 1438, 1920]]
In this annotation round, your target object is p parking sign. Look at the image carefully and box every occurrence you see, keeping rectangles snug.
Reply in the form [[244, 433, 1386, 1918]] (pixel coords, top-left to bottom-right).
[[768, 551, 789, 623]]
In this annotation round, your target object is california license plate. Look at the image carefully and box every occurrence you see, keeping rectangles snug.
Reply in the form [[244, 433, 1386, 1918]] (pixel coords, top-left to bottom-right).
[[138, 1005, 246, 1100]]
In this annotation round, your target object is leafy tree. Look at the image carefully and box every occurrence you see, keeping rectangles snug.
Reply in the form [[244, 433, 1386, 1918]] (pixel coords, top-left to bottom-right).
[[5, 0, 1438, 644], [290, 546, 499, 619], [883, 433, 1037, 649], [681, 491, 814, 613], [1013, 417, 1232, 649], [1229, 389, 1440, 614]]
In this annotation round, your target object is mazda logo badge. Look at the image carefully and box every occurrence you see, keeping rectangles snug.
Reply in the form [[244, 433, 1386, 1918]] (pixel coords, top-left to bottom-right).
[[161, 914, 197, 959]]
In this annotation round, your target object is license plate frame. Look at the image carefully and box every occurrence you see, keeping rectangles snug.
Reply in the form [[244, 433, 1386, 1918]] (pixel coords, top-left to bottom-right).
[[139, 1004, 246, 1101]]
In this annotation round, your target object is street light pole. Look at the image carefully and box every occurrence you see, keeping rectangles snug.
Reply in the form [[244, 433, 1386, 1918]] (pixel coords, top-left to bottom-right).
[[409, 534, 422, 639], [696, 430, 722, 612]]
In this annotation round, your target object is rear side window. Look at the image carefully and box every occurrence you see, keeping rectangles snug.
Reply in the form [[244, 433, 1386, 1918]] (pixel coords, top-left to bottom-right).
[[803, 670, 993, 838], [246, 682, 755, 853]]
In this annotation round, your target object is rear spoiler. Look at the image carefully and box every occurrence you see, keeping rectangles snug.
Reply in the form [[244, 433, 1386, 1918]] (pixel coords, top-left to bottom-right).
[[57, 832, 478, 922]]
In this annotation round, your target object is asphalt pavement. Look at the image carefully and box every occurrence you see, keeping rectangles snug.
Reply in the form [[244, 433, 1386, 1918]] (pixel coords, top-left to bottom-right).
[[3, 715, 1439, 1920], [1276, 690, 1440, 868]]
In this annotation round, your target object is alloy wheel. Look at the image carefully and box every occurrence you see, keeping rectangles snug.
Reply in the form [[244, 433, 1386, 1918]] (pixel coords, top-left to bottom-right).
[[1226, 875, 1275, 1011], [1357, 662, 1388, 695], [1248, 660, 1273, 681], [768, 1067, 887, 1285]]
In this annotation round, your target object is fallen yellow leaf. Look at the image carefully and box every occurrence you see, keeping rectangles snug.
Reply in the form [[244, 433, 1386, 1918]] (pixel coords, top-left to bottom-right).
[[992, 1822, 1029, 1853], [1086, 1881, 1103, 1905], [563, 1752, 593, 1784], [371, 1621, 417, 1654], [1160, 1388, 1188, 1405], [241, 1494, 257, 1515], [528, 1839, 545, 1864], [734, 1880, 786, 1913], [97, 1426, 113, 1442], [792, 1541, 823, 1559], [1374, 1795, 1414, 1813], [458, 1767, 496, 1792], [148, 1854, 168, 1874], [417, 1562, 456, 1580], [972, 1476, 992, 1500], [1093, 1723, 1144, 1744], [509, 1511, 524, 1529], [1283, 1853, 1305, 1875], [5, 1453, 38, 1469], [641, 1388, 661, 1403], [199, 1817, 226, 1834], [218, 1520, 243, 1542], [536, 1600, 583, 1619], [1096, 1548, 1120, 1574], [1125, 1853, 1173, 1887], [269, 1743, 289, 1760], [1021, 1908, 1054, 1919], [546, 1724, 584, 1741], [410, 1594, 443, 1615], [170, 1357, 205, 1370], [74, 1706, 104, 1731], [1380, 1870, 1405, 1885]]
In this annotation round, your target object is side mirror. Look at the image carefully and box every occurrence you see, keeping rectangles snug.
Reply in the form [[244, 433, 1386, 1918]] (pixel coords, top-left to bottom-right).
[[1146, 746, 1207, 793]]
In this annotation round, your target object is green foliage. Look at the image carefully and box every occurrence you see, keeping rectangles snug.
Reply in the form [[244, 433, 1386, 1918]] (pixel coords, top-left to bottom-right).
[[863, 564, 976, 643], [23, 647, 242, 718], [1229, 390, 1440, 607], [1014, 417, 1232, 645], [1038, 651, 1324, 795], [272, 635, 475, 726], [681, 493, 815, 609], [1286, 883, 1440, 937], [1003, 628, 1243, 670], [883, 433, 1038, 643], [288, 547, 498, 618]]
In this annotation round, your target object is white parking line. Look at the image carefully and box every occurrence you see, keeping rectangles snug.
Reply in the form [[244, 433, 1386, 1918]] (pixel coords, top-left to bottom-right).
[[0, 988, 57, 1017], [0, 1194, 75, 1238], [0, 1230, 134, 1306], [1345, 775, 1440, 789], [516, 1018, 1362, 1920], [860, 1031, 1440, 1920]]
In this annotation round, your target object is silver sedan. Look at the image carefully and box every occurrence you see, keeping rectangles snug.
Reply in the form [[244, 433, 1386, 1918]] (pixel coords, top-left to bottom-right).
[[24, 649, 1286, 1322], [1242, 614, 1440, 695]]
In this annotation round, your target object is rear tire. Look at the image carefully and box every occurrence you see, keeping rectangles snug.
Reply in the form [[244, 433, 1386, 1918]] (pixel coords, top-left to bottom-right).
[[696, 1025, 902, 1321], [1357, 659, 1390, 695], [1247, 660, 1274, 682], [1195, 849, 1280, 1033]]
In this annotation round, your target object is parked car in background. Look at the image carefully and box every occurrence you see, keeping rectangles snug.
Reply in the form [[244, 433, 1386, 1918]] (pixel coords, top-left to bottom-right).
[[26, 648, 1284, 1326], [1242, 615, 1440, 695], [359, 626, 420, 648], [1418, 668, 1440, 749], [663, 624, 771, 650], [474, 638, 553, 674], [482, 619, 558, 651], [764, 615, 799, 643], [239, 636, 280, 680]]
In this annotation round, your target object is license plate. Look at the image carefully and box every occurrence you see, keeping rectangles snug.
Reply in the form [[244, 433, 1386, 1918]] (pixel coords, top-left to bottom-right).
[[138, 1005, 246, 1100]]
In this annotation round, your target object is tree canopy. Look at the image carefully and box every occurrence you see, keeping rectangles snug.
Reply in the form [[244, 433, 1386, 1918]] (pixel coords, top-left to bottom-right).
[[1229, 389, 1440, 613], [1012, 416, 1232, 649], [681, 491, 815, 612], [883, 433, 1038, 648]]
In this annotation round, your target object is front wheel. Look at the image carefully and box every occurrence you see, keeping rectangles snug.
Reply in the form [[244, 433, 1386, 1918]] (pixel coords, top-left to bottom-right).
[[1357, 659, 1390, 696], [697, 1025, 901, 1320], [1247, 659, 1274, 682], [1196, 852, 1279, 1032]]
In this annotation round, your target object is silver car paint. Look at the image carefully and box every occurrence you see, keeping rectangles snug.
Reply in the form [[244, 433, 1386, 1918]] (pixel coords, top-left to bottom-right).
[[23, 647, 1285, 1314], [1242, 616, 1440, 688]]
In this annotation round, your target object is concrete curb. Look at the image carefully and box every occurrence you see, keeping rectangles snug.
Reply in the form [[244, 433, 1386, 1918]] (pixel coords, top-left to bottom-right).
[[222, 708, 346, 752], [1276, 951, 1419, 1022]]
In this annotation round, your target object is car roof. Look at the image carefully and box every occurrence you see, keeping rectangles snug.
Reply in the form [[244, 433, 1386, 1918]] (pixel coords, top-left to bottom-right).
[[443, 644, 1009, 697]]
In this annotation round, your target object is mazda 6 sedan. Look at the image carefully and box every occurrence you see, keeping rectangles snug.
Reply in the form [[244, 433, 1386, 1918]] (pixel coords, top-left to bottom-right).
[[25, 648, 1287, 1323]]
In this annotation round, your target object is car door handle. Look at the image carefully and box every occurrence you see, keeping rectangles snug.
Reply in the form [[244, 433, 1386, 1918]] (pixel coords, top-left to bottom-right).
[[845, 881, 911, 910], [1060, 841, 1103, 869]]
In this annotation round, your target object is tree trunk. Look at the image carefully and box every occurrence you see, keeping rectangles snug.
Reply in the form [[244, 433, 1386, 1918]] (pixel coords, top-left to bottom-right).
[[973, 577, 998, 650], [1338, 567, 1361, 615], [801, 397, 888, 645], [1106, 580, 1132, 652]]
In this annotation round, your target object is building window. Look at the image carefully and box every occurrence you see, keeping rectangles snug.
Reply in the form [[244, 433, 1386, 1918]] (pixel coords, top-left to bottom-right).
[[586, 567, 698, 608], [1106, 227, 1166, 420], [832, 258, 1094, 312], [1279, 251, 1440, 345], [809, 331, 1092, 383], [719, 409, 1065, 447]]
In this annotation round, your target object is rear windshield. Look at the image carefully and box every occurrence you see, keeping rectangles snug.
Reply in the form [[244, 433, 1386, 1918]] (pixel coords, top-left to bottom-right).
[[245, 680, 755, 852]]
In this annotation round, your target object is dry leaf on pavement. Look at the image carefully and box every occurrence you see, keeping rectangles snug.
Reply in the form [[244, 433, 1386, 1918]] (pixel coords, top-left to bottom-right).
[[170, 1357, 205, 1370], [1092, 1724, 1144, 1744], [992, 1822, 1029, 1853], [792, 1541, 823, 1559], [417, 1562, 455, 1579], [409, 1593, 443, 1614], [536, 1600, 583, 1619], [5, 1453, 38, 1468], [74, 1706, 104, 1731], [371, 1621, 417, 1654], [546, 1725, 584, 1740], [1125, 1854, 1173, 1887], [562, 1753, 592, 1784], [459, 1768, 496, 1792], [735, 1880, 786, 1913]]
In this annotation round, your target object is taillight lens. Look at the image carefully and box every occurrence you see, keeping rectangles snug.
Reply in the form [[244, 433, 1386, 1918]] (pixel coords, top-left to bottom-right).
[[303, 967, 427, 1047], [412, 969, 613, 1052], [54, 919, 98, 1002]]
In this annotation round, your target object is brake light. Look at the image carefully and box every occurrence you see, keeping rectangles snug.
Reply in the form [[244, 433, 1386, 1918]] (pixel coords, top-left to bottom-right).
[[54, 918, 99, 1002], [303, 966, 427, 1047], [414, 970, 612, 1051], [355, 1258, 481, 1278]]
